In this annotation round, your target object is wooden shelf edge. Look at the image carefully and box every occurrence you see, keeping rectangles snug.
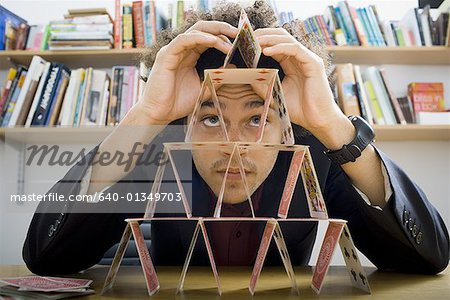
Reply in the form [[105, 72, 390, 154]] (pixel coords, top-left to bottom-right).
[[1, 125, 449, 143]]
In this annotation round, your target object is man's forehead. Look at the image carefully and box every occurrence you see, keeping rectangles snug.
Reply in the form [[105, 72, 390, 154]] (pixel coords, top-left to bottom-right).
[[200, 83, 275, 110]]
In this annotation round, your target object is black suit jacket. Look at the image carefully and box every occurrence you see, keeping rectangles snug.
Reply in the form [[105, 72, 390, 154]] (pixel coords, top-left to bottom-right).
[[22, 127, 450, 275]]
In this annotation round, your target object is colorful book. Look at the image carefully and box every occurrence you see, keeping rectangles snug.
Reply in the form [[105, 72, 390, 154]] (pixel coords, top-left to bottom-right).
[[0, 68, 18, 118], [46, 68, 71, 126], [379, 68, 406, 125], [132, 1, 145, 48], [2, 69, 28, 127], [408, 82, 445, 113], [122, 4, 134, 48], [57, 68, 84, 126], [0, 5, 28, 50], [363, 80, 385, 125]]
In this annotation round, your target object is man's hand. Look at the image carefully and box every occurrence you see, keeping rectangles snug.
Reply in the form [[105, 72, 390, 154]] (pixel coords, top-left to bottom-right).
[[135, 21, 238, 125], [255, 28, 354, 150]]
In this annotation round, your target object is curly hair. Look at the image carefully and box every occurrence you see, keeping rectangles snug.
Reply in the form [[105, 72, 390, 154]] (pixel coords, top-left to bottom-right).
[[139, 0, 336, 138]]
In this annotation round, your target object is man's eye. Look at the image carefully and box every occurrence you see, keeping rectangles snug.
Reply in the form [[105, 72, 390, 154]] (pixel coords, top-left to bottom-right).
[[202, 116, 221, 127], [249, 115, 263, 127]]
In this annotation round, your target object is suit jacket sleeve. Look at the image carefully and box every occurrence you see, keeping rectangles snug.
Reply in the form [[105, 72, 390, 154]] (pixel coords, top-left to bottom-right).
[[22, 144, 154, 275], [324, 146, 450, 274]]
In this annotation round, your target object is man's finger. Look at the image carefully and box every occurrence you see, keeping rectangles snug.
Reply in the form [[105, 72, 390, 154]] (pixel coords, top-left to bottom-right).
[[168, 32, 232, 56], [257, 35, 296, 47], [263, 43, 324, 68], [186, 20, 239, 38]]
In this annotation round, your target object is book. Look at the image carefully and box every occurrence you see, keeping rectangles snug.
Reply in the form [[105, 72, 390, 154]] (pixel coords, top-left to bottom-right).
[[416, 112, 450, 125], [382, 20, 397, 47], [2, 69, 28, 127], [408, 82, 445, 113], [0, 4, 28, 50], [357, 8, 375, 46], [420, 5, 433, 46], [108, 67, 121, 125], [46, 68, 71, 126], [8, 56, 47, 126], [57, 68, 84, 126], [114, 0, 122, 49], [348, 5, 369, 46], [335, 63, 361, 117], [363, 67, 397, 124], [31, 63, 68, 126], [334, 7, 351, 45], [0, 68, 18, 118], [122, 4, 134, 48], [143, 0, 153, 46], [25, 62, 51, 127], [132, 1, 145, 48], [363, 80, 385, 125], [353, 65, 374, 125], [72, 68, 88, 126], [368, 5, 386, 46], [379, 68, 407, 125], [80, 70, 109, 126], [75, 67, 93, 126], [397, 96, 415, 124], [337, 1, 359, 45], [25, 25, 44, 50], [98, 78, 111, 126], [399, 8, 422, 46]]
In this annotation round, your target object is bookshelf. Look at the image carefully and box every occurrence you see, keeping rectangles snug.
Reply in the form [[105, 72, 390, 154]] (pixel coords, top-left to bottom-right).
[[1, 47, 450, 69], [1, 125, 449, 144]]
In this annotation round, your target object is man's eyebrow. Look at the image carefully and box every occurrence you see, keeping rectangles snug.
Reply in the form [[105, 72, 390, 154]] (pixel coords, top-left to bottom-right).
[[200, 100, 226, 109], [245, 99, 275, 110]]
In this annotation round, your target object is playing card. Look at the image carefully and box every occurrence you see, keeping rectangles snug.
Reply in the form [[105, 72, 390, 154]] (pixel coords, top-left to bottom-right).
[[224, 9, 261, 68], [300, 149, 328, 219], [144, 146, 168, 218], [278, 150, 306, 218], [205, 68, 275, 84], [272, 222, 299, 294], [185, 73, 228, 143], [167, 148, 192, 218], [311, 220, 345, 294], [213, 145, 237, 218], [199, 220, 222, 295], [101, 223, 132, 294], [0, 276, 91, 292], [249, 220, 276, 295], [0, 285, 95, 300], [129, 221, 159, 296], [271, 75, 295, 144], [338, 224, 371, 293], [235, 144, 255, 217], [177, 220, 201, 293]]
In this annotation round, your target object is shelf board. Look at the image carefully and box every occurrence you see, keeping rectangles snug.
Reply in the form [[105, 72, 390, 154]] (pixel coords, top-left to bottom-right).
[[1, 47, 449, 69], [329, 46, 450, 65], [0, 49, 142, 69], [1, 125, 449, 144]]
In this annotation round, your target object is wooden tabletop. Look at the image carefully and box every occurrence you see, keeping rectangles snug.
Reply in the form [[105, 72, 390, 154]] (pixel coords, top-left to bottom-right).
[[0, 265, 449, 299]]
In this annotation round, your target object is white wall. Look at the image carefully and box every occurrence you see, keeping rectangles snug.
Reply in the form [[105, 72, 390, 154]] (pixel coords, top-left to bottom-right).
[[1, 0, 449, 268]]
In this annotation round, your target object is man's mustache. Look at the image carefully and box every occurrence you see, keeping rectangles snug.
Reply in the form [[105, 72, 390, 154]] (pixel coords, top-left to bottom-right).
[[211, 157, 257, 173]]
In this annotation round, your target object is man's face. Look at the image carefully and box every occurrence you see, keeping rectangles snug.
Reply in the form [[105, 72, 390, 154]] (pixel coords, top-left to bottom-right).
[[190, 83, 282, 203]]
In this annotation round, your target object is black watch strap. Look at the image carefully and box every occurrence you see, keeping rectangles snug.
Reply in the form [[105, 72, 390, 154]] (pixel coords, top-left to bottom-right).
[[325, 116, 375, 165]]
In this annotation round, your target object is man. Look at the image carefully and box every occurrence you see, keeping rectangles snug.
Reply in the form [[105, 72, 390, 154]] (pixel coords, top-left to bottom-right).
[[23, 1, 449, 275]]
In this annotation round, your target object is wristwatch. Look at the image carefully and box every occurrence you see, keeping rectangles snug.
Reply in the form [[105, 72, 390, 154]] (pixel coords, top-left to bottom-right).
[[325, 115, 375, 165]]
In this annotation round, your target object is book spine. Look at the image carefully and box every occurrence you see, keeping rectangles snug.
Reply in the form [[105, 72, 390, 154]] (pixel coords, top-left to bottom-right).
[[143, 1, 152, 46], [363, 80, 385, 125], [122, 4, 134, 48], [379, 68, 406, 124], [48, 69, 70, 126], [317, 15, 334, 45], [132, 1, 145, 48], [31, 64, 61, 126], [360, 8, 376, 46], [115, 68, 124, 123], [114, 0, 122, 49], [176, 0, 185, 28], [1, 67, 23, 124], [348, 5, 369, 46], [150, 0, 157, 43], [25, 62, 51, 127], [334, 7, 351, 45], [40, 24, 51, 50], [72, 69, 87, 126], [354, 65, 374, 125], [2, 70, 28, 127], [338, 1, 360, 45], [368, 5, 387, 46], [108, 67, 120, 126], [336, 63, 361, 117], [0, 68, 18, 117], [414, 8, 425, 46], [78, 67, 93, 125]]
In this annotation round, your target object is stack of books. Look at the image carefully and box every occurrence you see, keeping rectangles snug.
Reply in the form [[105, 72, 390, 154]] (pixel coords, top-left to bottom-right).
[[0, 55, 142, 127], [48, 8, 114, 51]]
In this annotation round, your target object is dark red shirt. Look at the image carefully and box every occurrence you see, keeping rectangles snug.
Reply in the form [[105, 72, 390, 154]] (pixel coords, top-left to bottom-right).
[[207, 186, 264, 265]]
